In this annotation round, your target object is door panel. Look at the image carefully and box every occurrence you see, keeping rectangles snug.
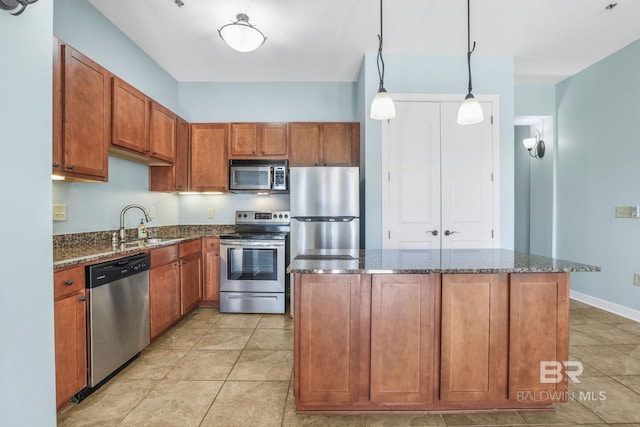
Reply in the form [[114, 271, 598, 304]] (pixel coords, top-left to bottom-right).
[[384, 101, 441, 249]]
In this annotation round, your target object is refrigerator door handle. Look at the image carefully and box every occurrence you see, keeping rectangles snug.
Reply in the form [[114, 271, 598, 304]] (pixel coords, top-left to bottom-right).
[[293, 216, 358, 222]]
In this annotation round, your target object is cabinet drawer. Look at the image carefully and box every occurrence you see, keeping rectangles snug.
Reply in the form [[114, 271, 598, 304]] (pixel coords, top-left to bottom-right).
[[180, 239, 201, 258], [54, 265, 85, 300], [203, 237, 219, 253], [150, 244, 179, 267]]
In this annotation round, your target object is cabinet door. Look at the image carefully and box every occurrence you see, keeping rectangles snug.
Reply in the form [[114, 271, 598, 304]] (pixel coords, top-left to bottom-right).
[[440, 274, 508, 402], [322, 123, 357, 166], [180, 252, 202, 315], [230, 123, 259, 157], [202, 238, 220, 306], [370, 274, 435, 404], [149, 117, 189, 192], [296, 274, 363, 405], [111, 76, 149, 154], [509, 273, 569, 403], [190, 123, 229, 192], [54, 290, 87, 408], [149, 101, 176, 163], [52, 37, 63, 176], [149, 261, 181, 338], [289, 123, 321, 166], [62, 45, 109, 181], [260, 123, 288, 157]]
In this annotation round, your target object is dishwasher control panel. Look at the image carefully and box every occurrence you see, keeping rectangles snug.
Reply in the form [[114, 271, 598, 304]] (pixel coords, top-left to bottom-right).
[[87, 253, 150, 288]]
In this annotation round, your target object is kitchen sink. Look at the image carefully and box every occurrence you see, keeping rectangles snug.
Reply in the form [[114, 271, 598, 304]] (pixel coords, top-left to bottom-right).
[[121, 238, 180, 248]]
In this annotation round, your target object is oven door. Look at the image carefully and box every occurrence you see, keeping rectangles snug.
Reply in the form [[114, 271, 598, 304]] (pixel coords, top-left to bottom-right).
[[220, 239, 285, 293], [229, 166, 272, 191]]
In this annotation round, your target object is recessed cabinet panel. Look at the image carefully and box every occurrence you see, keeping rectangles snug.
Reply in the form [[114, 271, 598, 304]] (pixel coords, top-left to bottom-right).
[[111, 77, 149, 154], [190, 123, 229, 192]]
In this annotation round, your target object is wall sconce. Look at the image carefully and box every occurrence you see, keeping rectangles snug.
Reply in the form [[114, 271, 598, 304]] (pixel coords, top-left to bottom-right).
[[523, 130, 545, 158]]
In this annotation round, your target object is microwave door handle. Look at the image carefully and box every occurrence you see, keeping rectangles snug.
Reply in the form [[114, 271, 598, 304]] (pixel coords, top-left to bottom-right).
[[269, 167, 274, 189]]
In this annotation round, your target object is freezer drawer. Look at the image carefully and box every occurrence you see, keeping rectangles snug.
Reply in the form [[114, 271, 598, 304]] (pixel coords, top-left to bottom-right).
[[290, 218, 360, 258], [220, 292, 285, 314]]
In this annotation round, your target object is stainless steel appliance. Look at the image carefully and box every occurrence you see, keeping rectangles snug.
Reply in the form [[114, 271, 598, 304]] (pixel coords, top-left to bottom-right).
[[289, 167, 360, 314], [229, 159, 288, 193], [84, 253, 150, 394], [219, 211, 290, 313]]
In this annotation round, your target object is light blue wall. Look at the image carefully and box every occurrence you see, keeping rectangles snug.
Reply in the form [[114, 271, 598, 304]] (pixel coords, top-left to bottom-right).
[[514, 125, 531, 253], [362, 52, 515, 249], [556, 39, 640, 311], [515, 85, 556, 116], [0, 3, 57, 425]]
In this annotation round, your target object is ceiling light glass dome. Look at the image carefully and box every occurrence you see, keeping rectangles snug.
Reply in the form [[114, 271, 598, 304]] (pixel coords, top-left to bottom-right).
[[218, 13, 266, 53]]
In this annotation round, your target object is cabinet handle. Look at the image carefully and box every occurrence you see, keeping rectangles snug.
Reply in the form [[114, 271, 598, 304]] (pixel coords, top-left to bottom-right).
[[64, 280, 73, 286], [145, 149, 151, 153], [426, 230, 438, 236], [52, 162, 60, 168], [210, 242, 216, 247], [444, 230, 459, 236], [79, 296, 86, 302], [66, 164, 74, 170], [151, 151, 157, 155]]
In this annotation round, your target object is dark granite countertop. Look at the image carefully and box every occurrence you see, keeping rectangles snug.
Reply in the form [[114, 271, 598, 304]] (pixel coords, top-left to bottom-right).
[[287, 249, 600, 274]]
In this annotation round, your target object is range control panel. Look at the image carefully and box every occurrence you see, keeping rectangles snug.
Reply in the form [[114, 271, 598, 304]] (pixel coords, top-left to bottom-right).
[[235, 210, 290, 225]]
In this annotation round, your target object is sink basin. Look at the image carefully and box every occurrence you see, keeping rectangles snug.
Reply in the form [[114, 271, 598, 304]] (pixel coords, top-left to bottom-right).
[[146, 238, 178, 244], [120, 238, 179, 248]]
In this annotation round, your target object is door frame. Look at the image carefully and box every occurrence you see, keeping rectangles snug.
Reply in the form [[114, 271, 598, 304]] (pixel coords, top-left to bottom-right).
[[381, 93, 501, 248]]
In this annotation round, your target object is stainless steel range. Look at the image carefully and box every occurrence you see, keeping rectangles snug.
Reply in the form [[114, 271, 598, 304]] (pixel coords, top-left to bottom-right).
[[219, 210, 290, 313]]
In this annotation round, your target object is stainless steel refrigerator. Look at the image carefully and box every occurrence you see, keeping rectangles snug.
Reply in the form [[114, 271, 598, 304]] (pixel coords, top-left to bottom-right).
[[289, 166, 360, 314]]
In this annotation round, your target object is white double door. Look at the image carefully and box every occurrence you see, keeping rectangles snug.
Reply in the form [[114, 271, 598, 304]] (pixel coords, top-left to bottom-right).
[[382, 98, 497, 249]]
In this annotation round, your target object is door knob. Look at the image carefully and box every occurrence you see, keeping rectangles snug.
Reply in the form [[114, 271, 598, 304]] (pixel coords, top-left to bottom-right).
[[426, 230, 438, 236], [444, 230, 459, 236]]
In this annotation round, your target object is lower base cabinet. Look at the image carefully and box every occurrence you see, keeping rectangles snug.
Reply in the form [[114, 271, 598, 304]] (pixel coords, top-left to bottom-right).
[[180, 239, 202, 314], [150, 245, 181, 339], [294, 272, 570, 412], [54, 266, 87, 410], [201, 237, 220, 307]]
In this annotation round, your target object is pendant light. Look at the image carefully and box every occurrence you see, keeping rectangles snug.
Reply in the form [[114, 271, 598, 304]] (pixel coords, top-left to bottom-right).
[[370, 0, 396, 120], [218, 13, 267, 53], [457, 0, 484, 125]]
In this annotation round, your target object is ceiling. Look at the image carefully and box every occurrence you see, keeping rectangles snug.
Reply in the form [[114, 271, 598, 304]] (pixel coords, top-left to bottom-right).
[[88, 0, 640, 85]]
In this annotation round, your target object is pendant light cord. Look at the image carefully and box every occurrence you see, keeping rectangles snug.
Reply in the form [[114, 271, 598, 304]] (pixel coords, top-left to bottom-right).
[[466, 0, 476, 96], [376, 0, 385, 91]]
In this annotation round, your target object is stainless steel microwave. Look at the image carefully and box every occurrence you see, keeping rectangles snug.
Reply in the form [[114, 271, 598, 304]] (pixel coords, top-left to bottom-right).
[[229, 159, 289, 193]]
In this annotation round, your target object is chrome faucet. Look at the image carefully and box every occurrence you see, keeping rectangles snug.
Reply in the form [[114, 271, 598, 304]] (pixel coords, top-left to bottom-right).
[[119, 204, 151, 243]]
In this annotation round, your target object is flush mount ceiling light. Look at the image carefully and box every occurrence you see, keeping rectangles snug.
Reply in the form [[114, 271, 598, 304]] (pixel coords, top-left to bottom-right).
[[0, 0, 38, 16], [457, 0, 484, 125], [218, 13, 266, 53], [370, 0, 396, 120], [523, 129, 545, 158]]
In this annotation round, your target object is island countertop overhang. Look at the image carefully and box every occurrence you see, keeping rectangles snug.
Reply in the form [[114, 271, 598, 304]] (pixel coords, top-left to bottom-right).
[[287, 248, 600, 274]]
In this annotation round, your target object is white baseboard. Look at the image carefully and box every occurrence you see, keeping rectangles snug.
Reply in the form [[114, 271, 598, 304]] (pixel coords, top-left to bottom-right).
[[570, 290, 640, 323]]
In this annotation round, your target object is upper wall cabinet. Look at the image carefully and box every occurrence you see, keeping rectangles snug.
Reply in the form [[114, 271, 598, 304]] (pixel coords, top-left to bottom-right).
[[289, 122, 360, 167], [190, 123, 229, 192], [149, 117, 189, 192], [229, 123, 288, 159], [52, 39, 109, 182], [110, 77, 176, 166]]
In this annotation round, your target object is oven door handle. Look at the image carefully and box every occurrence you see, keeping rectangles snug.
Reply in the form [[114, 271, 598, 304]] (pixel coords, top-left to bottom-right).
[[221, 240, 285, 247], [227, 295, 280, 300]]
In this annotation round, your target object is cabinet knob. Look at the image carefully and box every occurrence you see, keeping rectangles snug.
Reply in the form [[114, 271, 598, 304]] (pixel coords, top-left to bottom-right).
[[52, 162, 60, 168], [64, 280, 73, 286], [145, 149, 151, 153], [79, 296, 86, 302], [66, 164, 74, 170], [210, 243, 215, 247], [151, 151, 157, 155]]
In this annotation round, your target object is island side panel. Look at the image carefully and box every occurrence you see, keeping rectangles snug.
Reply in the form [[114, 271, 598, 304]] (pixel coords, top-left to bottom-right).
[[295, 273, 363, 407], [509, 272, 570, 403], [439, 273, 509, 403], [370, 274, 436, 405]]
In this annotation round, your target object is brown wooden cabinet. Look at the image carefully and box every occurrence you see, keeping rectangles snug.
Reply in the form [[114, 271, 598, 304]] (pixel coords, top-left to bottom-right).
[[179, 239, 202, 315], [149, 117, 189, 192], [54, 265, 87, 410], [439, 274, 509, 403], [229, 123, 288, 159], [370, 274, 435, 405], [295, 274, 365, 406], [149, 245, 181, 339], [509, 273, 569, 403], [110, 77, 176, 165], [202, 237, 221, 307], [190, 123, 229, 192], [289, 122, 359, 167], [52, 41, 109, 181]]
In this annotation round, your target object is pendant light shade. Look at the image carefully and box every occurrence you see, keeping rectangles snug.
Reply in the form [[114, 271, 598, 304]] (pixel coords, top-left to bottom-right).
[[370, 0, 395, 120], [218, 13, 266, 53], [457, 0, 483, 125]]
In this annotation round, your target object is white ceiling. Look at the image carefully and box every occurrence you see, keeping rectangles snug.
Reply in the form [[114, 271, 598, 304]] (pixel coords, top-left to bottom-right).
[[88, 0, 640, 84]]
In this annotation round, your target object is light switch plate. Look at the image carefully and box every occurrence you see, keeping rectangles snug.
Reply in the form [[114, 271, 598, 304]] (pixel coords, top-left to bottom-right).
[[207, 208, 214, 218], [52, 204, 67, 221], [615, 206, 634, 218]]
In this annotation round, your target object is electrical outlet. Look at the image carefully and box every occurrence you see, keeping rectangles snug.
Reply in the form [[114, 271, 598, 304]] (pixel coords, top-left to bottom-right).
[[615, 206, 633, 218], [52, 204, 67, 221], [149, 206, 156, 218], [207, 208, 214, 218], [635, 274, 640, 286]]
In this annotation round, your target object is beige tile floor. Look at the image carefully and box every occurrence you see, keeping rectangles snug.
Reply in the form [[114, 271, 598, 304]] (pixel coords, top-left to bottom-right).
[[57, 300, 640, 426]]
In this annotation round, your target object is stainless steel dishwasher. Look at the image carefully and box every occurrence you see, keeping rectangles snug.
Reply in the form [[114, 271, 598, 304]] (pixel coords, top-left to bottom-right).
[[84, 253, 150, 393]]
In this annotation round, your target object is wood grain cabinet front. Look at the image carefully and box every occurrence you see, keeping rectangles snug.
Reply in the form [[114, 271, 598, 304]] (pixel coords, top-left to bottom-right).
[[229, 123, 288, 159], [149, 117, 189, 192], [190, 123, 230, 192], [289, 122, 359, 167], [53, 40, 110, 181], [179, 239, 202, 315], [201, 237, 221, 307], [53, 265, 87, 411], [149, 245, 181, 339]]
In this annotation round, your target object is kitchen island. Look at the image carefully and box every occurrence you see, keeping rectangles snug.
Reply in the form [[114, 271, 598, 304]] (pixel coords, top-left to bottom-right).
[[288, 249, 599, 414]]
